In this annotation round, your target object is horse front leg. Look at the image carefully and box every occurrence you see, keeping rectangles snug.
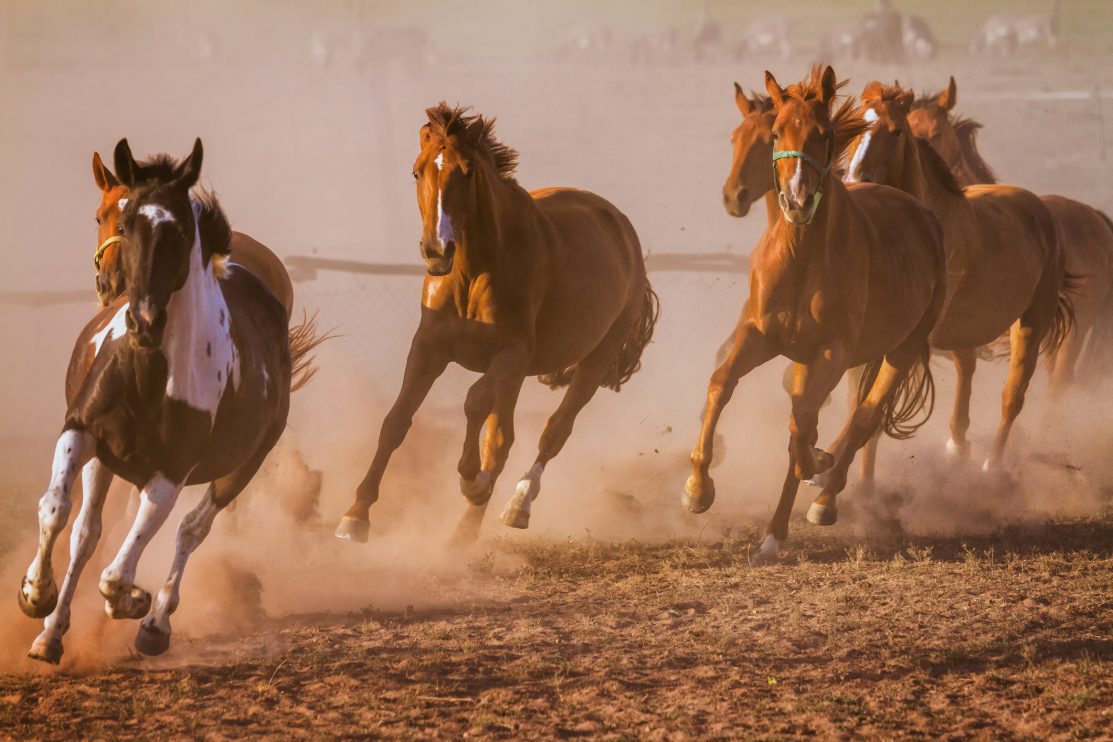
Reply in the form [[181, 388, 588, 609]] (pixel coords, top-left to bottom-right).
[[947, 348, 977, 461], [684, 322, 775, 513], [27, 456, 112, 665], [336, 335, 449, 542], [19, 429, 94, 620], [752, 350, 848, 565], [985, 320, 1040, 472], [457, 374, 497, 505], [99, 473, 187, 620]]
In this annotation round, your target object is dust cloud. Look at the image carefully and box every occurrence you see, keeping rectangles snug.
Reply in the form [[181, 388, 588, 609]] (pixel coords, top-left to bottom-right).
[[2, 0, 1112, 671]]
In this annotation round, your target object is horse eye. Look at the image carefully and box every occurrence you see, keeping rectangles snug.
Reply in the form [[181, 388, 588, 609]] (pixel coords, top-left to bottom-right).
[[116, 223, 125, 234], [412, 170, 419, 181], [95, 216, 102, 225]]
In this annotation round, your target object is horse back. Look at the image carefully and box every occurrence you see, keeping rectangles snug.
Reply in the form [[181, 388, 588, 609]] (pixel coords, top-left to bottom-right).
[[228, 231, 294, 320], [966, 184, 1058, 277]]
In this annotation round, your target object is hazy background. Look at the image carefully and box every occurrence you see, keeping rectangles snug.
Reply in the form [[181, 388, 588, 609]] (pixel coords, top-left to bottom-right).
[[1, 0, 1112, 669]]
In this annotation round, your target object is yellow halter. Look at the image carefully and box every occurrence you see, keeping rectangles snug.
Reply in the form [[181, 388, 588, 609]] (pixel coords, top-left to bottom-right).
[[94, 235, 122, 270]]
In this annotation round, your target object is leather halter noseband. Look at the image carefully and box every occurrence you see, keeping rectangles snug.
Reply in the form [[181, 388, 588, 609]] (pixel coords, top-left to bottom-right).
[[94, 235, 122, 271], [771, 130, 836, 225]]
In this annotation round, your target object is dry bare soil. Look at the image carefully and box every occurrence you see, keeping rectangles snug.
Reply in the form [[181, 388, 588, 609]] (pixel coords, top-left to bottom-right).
[[1, 516, 1110, 740]]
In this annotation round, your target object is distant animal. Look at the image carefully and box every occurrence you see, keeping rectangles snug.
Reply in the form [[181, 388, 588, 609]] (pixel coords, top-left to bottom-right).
[[970, 0, 1059, 55]]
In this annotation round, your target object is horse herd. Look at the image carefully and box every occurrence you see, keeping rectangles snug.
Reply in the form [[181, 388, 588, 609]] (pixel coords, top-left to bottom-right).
[[16, 63, 1112, 664]]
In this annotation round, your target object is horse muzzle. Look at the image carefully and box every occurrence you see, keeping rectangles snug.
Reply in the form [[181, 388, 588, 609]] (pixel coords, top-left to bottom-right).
[[126, 306, 166, 349], [421, 239, 456, 276], [722, 186, 751, 218], [778, 190, 818, 225]]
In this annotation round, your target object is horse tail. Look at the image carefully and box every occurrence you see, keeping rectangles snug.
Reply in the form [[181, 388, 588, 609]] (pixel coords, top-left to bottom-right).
[[601, 279, 660, 391], [856, 341, 935, 441], [1040, 271, 1080, 356], [288, 311, 334, 392]]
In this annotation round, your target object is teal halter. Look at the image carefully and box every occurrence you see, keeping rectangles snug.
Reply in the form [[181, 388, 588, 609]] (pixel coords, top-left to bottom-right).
[[771, 130, 835, 225]]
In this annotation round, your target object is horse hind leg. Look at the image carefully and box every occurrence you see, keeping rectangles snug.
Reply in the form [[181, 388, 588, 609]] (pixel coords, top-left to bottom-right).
[[500, 312, 634, 530], [947, 349, 978, 461], [27, 457, 112, 665], [136, 436, 273, 656], [19, 429, 94, 621], [807, 356, 910, 527]]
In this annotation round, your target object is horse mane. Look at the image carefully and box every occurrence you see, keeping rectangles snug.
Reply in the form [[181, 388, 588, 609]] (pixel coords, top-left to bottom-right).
[[912, 90, 998, 185], [425, 102, 519, 181], [191, 188, 232, 265], [747, 92, 774, 113], [132, 153, 180, 183], [914, 138, 965, 196], [781, 65, 869, 169], [952, 116, 998, 184]]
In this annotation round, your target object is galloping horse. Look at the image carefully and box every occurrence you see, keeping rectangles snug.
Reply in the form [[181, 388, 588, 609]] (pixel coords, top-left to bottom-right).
[[20, 139, 305, 663], [907, 77, 1113, 393], [843, 81, 1071, 477], [336, 103, 658, 542], [686, 66, 946, 564], [93, 152, 294, 315]]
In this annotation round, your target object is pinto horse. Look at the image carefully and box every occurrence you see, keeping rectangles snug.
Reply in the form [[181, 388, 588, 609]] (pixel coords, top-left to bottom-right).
[[908, 77, 1113, 394], [686, 66, 946, 564], [93, 153, 306, 359], [842, 81, 1072, 479], [19, 139, 301, 663], [336, 103, 658, 542]]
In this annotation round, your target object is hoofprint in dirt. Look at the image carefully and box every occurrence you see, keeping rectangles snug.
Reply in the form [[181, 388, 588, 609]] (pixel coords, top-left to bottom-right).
[[1, 517, 1110, 739]]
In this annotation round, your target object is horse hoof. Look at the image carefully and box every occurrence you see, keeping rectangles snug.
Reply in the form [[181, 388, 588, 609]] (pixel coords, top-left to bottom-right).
[[499, 498, 530, 530], [682, 475, 715, 514], [812, 447, 835, 473], [105, 586, 152, 620], [945, 437, 970, 460], [135, 625, 171, 656], [335, 516, 369, 543], [806, 501, 838, 526], [459, 473, 492, 506], [27, 633, 63, 665], [18, 577, 57, 619], [750, 549, 778, 567]]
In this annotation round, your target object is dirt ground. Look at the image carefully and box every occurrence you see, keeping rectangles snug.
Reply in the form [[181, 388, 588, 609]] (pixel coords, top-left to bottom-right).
[[3, 1, 1113, 739], [1, 517, 1111, 739]]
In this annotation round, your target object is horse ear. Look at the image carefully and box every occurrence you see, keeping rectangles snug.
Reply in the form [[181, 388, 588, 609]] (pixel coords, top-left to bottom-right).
[[861, 81, 883, 103], [734, 82, 751, 115], [174, 138, 204, 189], [939, 76, 957, 110], [818, 66, 837, 105], [113, 138, 138, 188], [92, 152, 119, 191], [898, 89, 915, 113], [764, 71, 784, 108], [420, 123, 432, 147]]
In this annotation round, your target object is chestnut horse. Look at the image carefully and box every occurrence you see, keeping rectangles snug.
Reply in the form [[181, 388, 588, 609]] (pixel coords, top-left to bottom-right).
[[843, 81, 1072, 479], [19, 139, 306, 663], [686, 66, 946, 564], [908, 77, 1113, 393], [335, 104, 658, 543]]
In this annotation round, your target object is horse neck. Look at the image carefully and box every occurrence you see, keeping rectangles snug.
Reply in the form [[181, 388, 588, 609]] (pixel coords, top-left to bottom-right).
[[456, 167, 523, 279], [160, 214, 239, 420], [766, 177, 842, 266], [763, 189, 780, 226]]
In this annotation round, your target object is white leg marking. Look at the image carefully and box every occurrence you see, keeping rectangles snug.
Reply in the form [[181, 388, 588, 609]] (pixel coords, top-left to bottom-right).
[[100, 472, 185, 616], [758, 534, 780, 560], [22, 431, 94, 608], [981, 458, 992, 472], [500, 462, 544, 528], [140, 485, 222, 642], [32, 459, 113, 654]]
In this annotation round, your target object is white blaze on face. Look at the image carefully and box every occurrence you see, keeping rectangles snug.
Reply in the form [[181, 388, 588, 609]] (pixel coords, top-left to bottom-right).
[[788, 158, 806, 205], [846, 107, 879, 183], [434, 152, 455, 246], [138, 203, 175, 228]]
